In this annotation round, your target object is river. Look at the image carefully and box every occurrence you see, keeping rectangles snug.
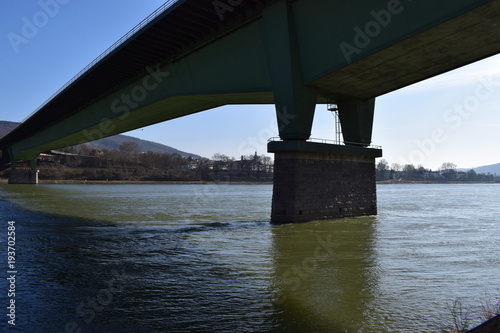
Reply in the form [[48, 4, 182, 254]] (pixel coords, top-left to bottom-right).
[[0, 183, 498, 332]]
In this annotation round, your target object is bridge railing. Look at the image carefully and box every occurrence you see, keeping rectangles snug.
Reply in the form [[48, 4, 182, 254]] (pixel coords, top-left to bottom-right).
[[268, 137, 382, 150], [22, 0, 180, 123]]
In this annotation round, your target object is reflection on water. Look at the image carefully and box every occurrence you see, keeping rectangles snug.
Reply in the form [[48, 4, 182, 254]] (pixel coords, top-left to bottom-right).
[[0, 184, 498, 332], [270, 218, 378, 332]]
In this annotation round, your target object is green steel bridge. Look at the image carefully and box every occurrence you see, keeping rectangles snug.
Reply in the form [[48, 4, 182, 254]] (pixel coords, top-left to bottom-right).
[[1, 0, 498, 222]]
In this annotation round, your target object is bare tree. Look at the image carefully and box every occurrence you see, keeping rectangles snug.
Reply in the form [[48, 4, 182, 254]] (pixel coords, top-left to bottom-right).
[[391, 163, 402, 172], [403, 164, 416, 179], [440, 162, 458, 181], [446, 300, 471, 333], [440, 162, 457, 171], [376, 159, 389, 180]]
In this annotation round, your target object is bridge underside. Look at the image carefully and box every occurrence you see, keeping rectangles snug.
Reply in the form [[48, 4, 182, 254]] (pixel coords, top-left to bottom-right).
[[310, 0, 500, 99], [1, 0, 499, 221]]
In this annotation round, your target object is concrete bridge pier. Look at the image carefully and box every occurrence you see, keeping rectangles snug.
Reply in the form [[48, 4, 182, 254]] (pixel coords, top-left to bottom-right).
[[263, 0, 382, 223], [8, 159, 39, 184], [268, 98, 382, 224]]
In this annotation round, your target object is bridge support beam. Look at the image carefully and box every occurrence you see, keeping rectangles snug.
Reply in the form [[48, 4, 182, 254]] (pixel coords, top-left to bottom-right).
[[263, 1, 383, 223], [269, 141, 382, 224], [263, 0, 317, 141], [337, 98, 375, 146]]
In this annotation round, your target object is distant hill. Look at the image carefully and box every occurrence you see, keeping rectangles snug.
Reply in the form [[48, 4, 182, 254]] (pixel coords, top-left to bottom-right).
[[473, 163, 500, 176], [0, 120, 18, 138], [0, 120, 201, 159]]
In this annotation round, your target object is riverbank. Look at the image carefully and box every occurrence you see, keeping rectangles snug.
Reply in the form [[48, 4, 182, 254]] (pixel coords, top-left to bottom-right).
[[0, 178, 272, 185], [377, 179, 499, 184], [2, 178, 498, 185]]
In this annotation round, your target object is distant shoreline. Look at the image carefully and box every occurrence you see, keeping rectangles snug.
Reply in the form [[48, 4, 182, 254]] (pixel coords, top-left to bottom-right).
[[377, 180, 498, 184], [0, 179, 272, 185], [1, 178, 498, 185]]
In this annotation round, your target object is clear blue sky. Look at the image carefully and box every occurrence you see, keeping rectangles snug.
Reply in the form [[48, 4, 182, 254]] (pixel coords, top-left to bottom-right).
[[1, 1, 499, 170]]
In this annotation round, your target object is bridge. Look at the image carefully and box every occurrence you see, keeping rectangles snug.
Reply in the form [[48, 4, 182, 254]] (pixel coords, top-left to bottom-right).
[[1, 0, 499, 223]]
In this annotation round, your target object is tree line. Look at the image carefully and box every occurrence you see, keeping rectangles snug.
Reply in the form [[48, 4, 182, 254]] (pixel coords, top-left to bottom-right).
[[2, 141, 498, 183], [376, 159, 499, 182], [4, 141, 273, 182]]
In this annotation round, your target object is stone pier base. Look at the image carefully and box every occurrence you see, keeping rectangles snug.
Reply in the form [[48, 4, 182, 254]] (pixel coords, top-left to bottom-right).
[[8, 170, 39, 184], [268, 140, 382, 224]]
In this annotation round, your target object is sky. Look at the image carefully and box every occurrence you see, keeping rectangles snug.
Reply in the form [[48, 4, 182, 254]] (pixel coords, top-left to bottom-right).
[[1, 1, 499, 170]]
